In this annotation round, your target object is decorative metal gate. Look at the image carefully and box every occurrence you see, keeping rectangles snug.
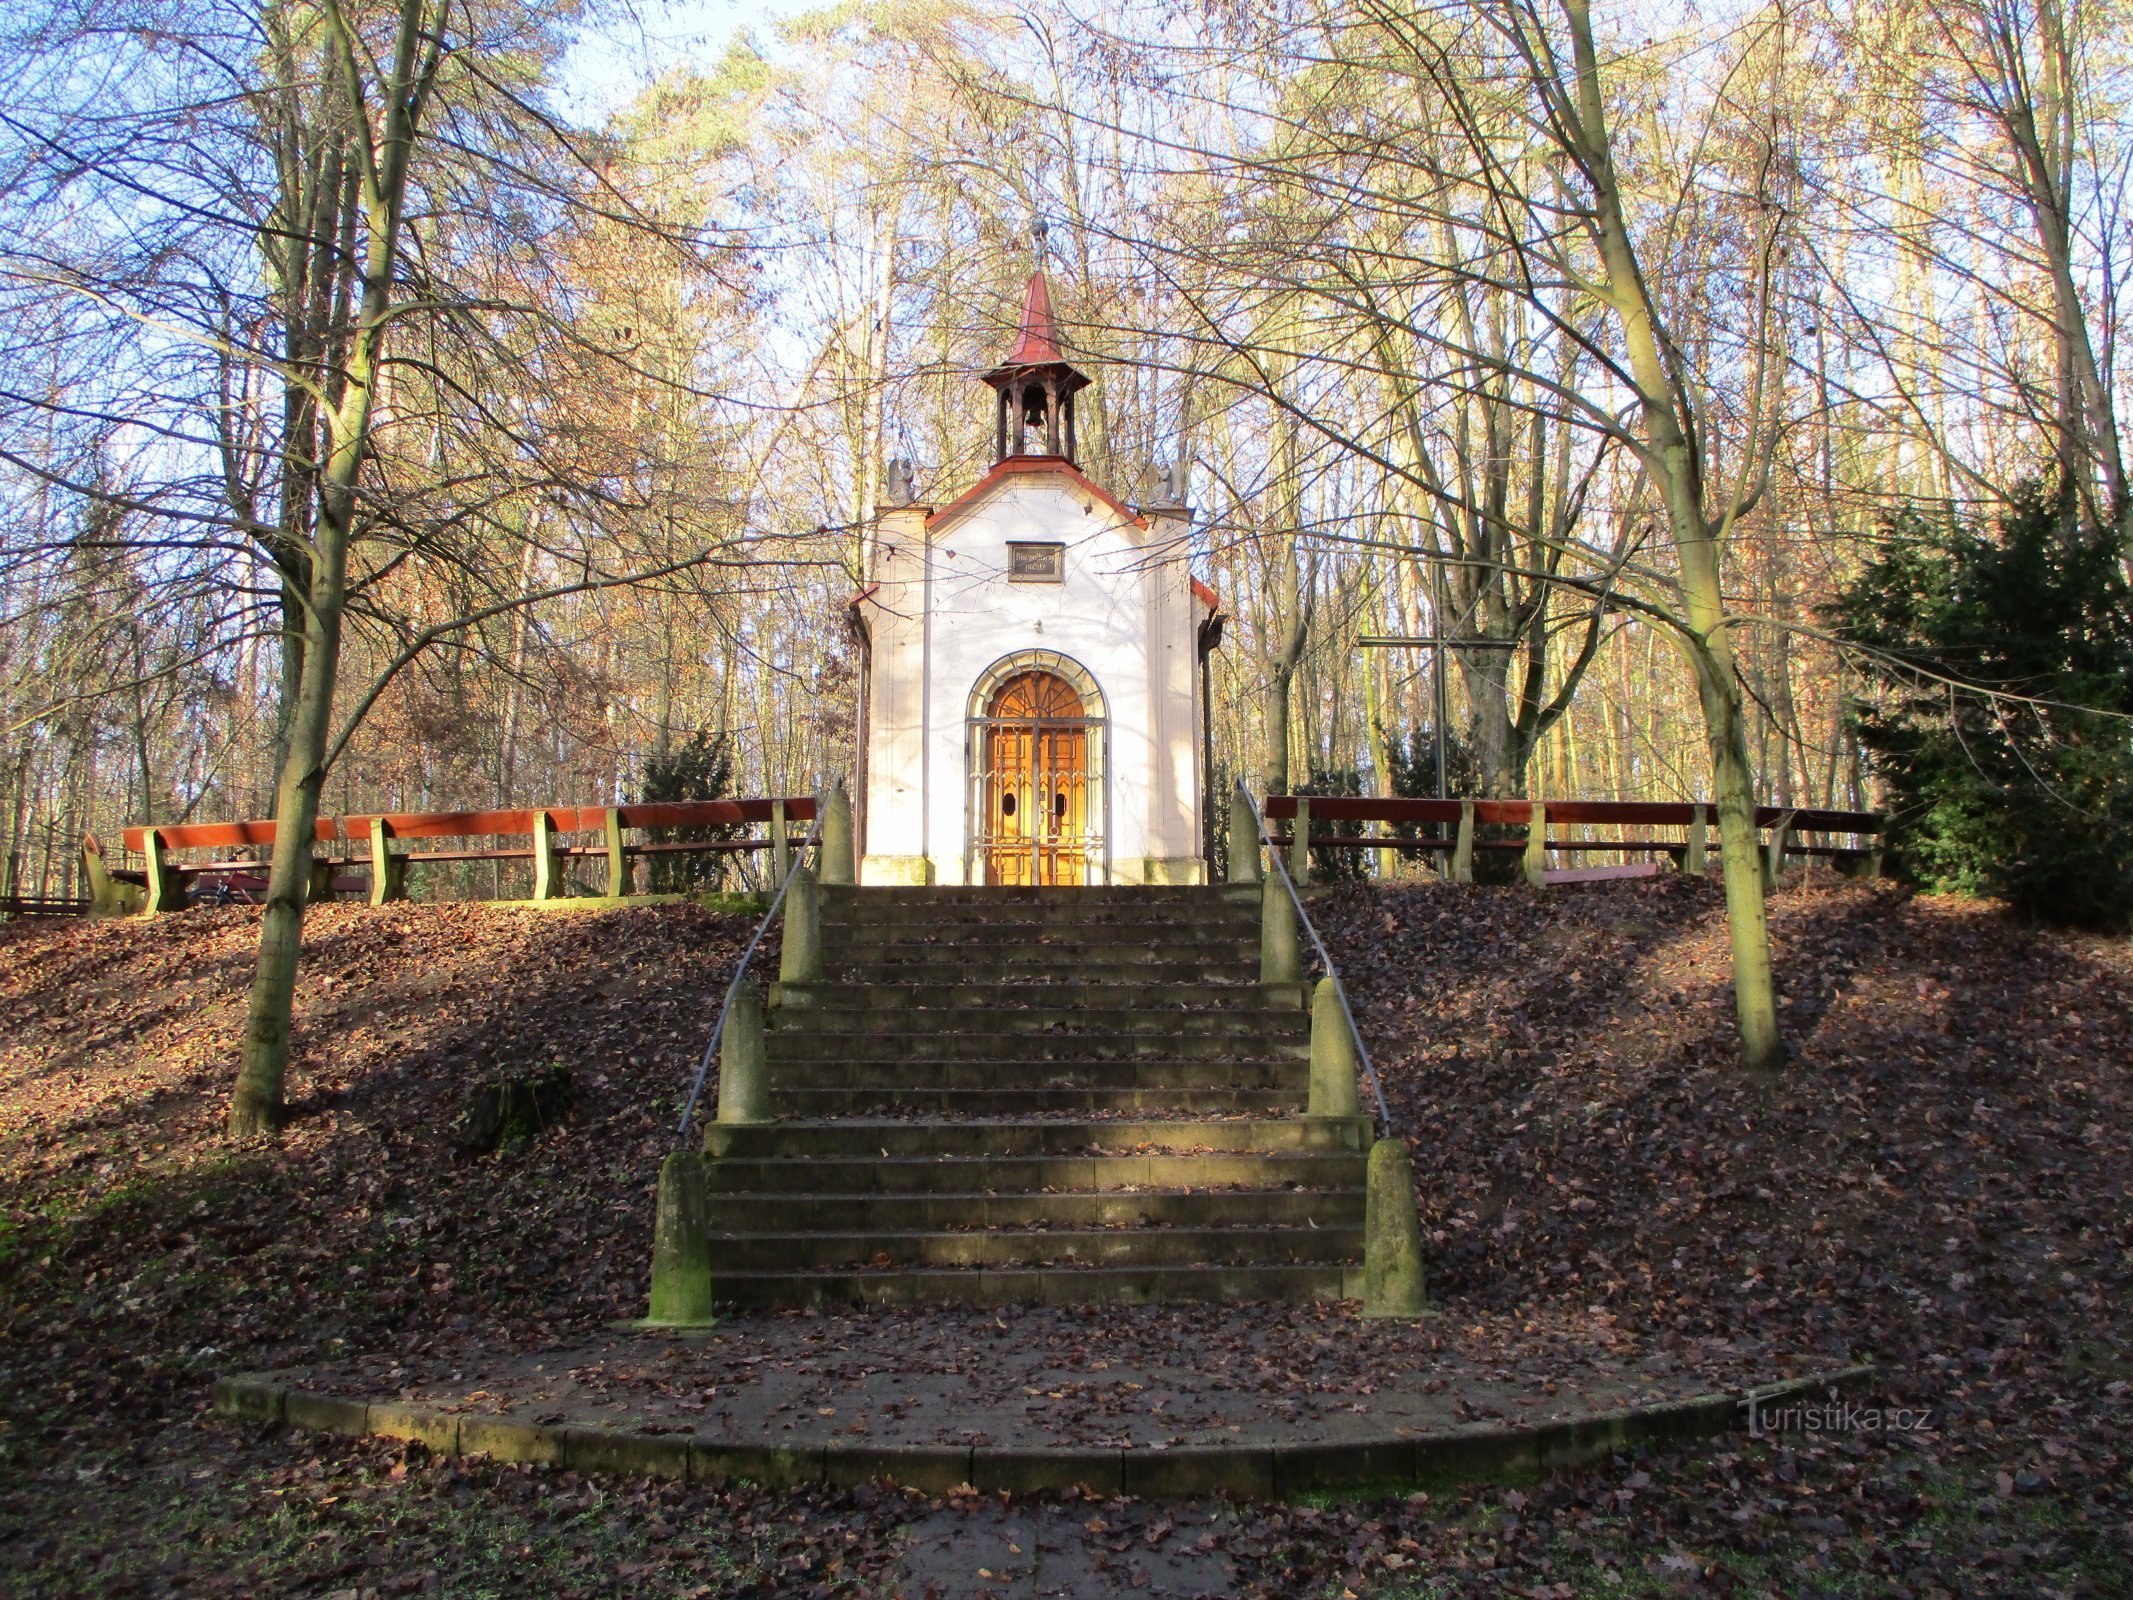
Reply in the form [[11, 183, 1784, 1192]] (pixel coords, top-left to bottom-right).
[[968, 671, 1103, 886]]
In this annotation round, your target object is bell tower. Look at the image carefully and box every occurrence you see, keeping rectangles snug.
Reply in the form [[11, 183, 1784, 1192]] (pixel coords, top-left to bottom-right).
[[982, 227, 1090, 463]]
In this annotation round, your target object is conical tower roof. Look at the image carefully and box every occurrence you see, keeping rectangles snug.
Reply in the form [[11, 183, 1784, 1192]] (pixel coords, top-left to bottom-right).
[[984, 270, 1090, 395]]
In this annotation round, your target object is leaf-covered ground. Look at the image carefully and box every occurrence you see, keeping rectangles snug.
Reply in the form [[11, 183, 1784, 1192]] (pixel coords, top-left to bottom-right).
[[0, 880, 2128, 1597]]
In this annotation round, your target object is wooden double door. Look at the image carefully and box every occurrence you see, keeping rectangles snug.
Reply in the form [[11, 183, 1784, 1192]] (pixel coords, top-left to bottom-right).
[[975, 671, 1097, 886]]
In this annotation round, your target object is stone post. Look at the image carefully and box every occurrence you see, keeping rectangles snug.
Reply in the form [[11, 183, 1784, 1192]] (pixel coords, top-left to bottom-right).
[[646, 1150, 716, 1326], [604, 807, 628, 898], [1260, 873, 1301, 986], [1307, 977, 1362, 1120], [1684, 805, 1709, 876], [1226, 787, 1261, 884], [1362, 1139, 1429, 1318], [770, 799, 790, 883], [779, 865, 821, 989], [1523, 801, 1548, 887], [1288, 798, 1312, 888], [369, 817, 407, 906], [820, 782, 854, 887], [1450, 802, 1475, 884], [716, 984, 774, 1124], [142, 827, 182, 915], [532, 810, 564, 901]]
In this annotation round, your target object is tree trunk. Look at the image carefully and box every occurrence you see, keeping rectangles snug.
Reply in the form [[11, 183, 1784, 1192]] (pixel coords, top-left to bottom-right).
[[229, 0, 441, 1135], [1565, 0, 1784, 1070]]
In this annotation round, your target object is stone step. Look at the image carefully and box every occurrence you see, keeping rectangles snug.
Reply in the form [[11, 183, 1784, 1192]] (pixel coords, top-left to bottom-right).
[[704, 1117, 1368, 1159], [771, 1006, 1305, 1037], [764, 1032, 1307, 1064], [819, 962, 1284, 987], [769, 1086, 1303, 1115], [825, 937, 1263, 965], [781, 981, 1302, 1012], [703, 1187, 1359, 1233], [825, 887, 1256, 908], [701, 1150, 1369, 1195], [708, 1263, 1360, 1309], [828, 908, 1253, 930], [761, 1059, 1307, 1091], [707, 1225, 1363, 1271]]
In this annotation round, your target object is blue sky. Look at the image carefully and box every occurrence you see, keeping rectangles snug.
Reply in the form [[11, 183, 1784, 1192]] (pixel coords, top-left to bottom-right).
[[558, 0, 829, 120]]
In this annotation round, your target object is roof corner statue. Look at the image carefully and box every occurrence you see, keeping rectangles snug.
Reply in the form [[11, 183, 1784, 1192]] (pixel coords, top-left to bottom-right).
[[851, 260, 1220, 886]]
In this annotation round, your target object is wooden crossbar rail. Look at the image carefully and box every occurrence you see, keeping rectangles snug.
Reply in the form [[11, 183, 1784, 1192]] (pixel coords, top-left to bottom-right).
[[1261, 795, 1880, 833], [1264, 793, 1885, 891], [119, 798, 816, 855], [98, 796, 820, 916]]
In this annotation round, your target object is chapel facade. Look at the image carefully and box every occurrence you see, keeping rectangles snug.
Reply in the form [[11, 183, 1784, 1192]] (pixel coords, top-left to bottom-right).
[[850, 268, 1222, 887]]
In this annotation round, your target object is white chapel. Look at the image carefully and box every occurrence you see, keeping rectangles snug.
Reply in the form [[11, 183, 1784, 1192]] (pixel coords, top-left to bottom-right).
[[851, 265, 1223, 887]]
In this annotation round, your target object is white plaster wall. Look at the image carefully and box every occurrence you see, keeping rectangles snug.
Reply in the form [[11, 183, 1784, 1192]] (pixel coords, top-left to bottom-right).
[[858, 470, 1203, 885]]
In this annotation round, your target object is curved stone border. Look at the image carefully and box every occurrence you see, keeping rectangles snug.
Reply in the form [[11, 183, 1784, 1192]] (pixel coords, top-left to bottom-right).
[[213, 1365, 1875, 1501]]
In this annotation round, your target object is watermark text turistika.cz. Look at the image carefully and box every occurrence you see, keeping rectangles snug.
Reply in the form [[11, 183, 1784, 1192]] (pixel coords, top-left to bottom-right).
[[1745, 1396, 1932, 1437]]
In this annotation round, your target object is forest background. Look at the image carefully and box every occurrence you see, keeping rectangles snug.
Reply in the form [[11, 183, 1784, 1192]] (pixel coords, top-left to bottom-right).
[[2, 0, 2127, 910]]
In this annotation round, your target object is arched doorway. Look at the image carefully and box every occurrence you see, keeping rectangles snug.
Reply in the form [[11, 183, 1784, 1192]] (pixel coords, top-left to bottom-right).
[[973, 667, 1100, 885]]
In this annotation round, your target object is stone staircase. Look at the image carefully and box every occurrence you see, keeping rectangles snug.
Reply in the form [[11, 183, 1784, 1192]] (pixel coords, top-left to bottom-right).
[[699, 885, 1372, 1307]]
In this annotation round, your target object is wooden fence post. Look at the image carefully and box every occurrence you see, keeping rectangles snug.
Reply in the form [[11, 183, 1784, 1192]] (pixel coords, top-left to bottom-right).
[[1450, 802, 1475, 884], [307, 858, 336, 905], [1685, 805, 1709, 876], [142, 827, 181, 914], [369, 817, 406, 906], [604, 807, 628, 898], [80, 834, 141, 916], [532, 810, 563, 901], [1289, 797, 1312, 887], [1764, 810, 1795, 892], [770, 800, 790, 884], [1523, 801, 1548, 887]]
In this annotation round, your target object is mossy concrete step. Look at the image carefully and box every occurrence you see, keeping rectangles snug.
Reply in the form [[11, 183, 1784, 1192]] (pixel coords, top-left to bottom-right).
[[770, 1007, 1306, 1038], [762, 1059, 1307, 1092], [822, 962, 1286, 987], [781, 982, 1303, 1011], [825, 937, 1262, 965], [765, 1034, 1306, 1065], [709, 1263, 1361, 1308], [703, 1186, 1360, 1232], [700, 1151, 1369, 1195], [704, 1116, 1369, 1159], [826, 900, 1256, 924], [824, 886, 1256, 908], [707, 1225, 1363, 1271], [769, 1086, 1304, 1115]]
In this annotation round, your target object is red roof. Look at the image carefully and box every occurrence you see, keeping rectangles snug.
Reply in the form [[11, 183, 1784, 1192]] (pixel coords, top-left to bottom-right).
[[1001, 271, 1067, 367], [927, 453, 1146, 534], [1193, 578, 1220, 613]]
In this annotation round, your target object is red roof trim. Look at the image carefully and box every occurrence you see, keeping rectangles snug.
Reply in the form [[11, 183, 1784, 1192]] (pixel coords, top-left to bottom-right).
[[1192, 578, 1220, 612], [926, 454, 1148, 534]]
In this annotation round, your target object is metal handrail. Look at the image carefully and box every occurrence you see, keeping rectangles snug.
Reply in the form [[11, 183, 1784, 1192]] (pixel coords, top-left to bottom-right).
[[673, 818, 825, 1144], [1238, 781, 1393, 1138]]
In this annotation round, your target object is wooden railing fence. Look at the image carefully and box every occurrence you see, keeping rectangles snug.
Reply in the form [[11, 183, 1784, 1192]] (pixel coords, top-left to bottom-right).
[[1261, 796, 1884, 886], [79, 798, 819, 914]]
